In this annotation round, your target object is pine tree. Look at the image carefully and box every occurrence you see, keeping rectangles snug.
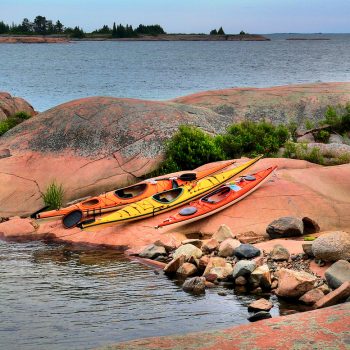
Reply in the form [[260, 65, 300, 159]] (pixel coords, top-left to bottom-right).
[[112, 22, 117, 37], [217, 27, 225, 35]]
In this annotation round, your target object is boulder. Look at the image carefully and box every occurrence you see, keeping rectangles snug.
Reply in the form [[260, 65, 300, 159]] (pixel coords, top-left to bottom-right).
[[306, 142, 350, 159], [234, 244, 261, 259], [302, 242, 314, 257], [266, 217, 304, 239], [198, 255, 210, 271], [325, 260, 350, 289], [181, 239, 203, 248], [210, 263, 233, 280], [212, 224, 235, 243], [0, 92, 36, 121], [299, 288, 325, 305], [218, 238, 241, 257], [312, 231, 350, 262], [328, 134, 344, 144], [276, 268, 317, 298], [232, 260, 256, 279], [297, 133, 315, 143], [177, 263, 197, 277], [182, 277, 206, 294], [248, 311, 272, 322], [248, 298, 273, 312], [249, 264, 271, 289], [235, 276, 247, 285], [203, 257, 227, 277], [173, 244, 203, 261], [315, 281, 350, 309], [202, 238, 219, 253], [270, 244, 290, 261], [164, 255, 186, 274], [139, 244, 166, 259]]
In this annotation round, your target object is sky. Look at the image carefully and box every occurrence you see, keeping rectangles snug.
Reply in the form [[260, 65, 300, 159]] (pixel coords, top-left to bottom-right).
[[1, 0, 349, 34]]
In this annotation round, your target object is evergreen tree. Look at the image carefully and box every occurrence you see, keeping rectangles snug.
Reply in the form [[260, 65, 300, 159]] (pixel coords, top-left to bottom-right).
[[0, 21, 10, 34], [55, 20, 64, 33], [210, 29, 218, 35], [33, 15, 47, 34], [112, 22, 117, 37], [217, 26, 225, 35]]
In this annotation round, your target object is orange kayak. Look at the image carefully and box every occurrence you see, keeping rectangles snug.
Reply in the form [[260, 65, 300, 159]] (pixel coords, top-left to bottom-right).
[[36, 161, 235, 227], [156, 166, 277, 228]]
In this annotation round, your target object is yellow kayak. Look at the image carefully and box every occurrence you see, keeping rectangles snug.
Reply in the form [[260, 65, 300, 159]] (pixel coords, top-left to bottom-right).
[[83, 156, 261, 230]]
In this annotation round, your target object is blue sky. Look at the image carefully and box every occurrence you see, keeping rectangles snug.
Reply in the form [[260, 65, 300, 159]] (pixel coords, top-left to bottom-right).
[[1, 0, 349, 33]]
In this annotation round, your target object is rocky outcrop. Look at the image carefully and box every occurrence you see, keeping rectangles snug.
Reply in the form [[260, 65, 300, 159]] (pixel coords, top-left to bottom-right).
[[0, 92, 36, 121], [0, 36, 69, 44]]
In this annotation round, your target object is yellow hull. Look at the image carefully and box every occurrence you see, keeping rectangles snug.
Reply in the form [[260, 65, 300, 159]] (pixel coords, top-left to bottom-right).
[[83, 156, 261, 230]]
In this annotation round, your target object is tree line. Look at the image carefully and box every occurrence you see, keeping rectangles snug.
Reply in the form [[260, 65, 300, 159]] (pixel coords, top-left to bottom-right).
[[0, 16, 166, 38]]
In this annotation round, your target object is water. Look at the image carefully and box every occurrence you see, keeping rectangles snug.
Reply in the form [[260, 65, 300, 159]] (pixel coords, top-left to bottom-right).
[[0, 240, 291, 350], [0, 34, 349, 111]]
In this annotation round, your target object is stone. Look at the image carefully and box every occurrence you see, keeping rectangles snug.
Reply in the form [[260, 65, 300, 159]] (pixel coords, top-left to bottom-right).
[[205, 274, 218, 283], [139, 244, 166, 259], [236, 231, 265, 244], [198, 255, 210, 271], [177, 263, 197, 277], [232, 260, 257, 279], [249, 264, 271, 289], [182, 277, 206, 295], [204, 281, 215, 288], [318, 283, 331, 295], [212, 224, 235, 243], [248, 298, 273, 311], [234, 244, 261, 259], [181, 239, 203, 248], [163, 255, 186, 274], [188, 256, 199, 267], [302, 242, 314, 257], [154, 236, 178, 252], [251, 287, 263, 294], [248, 311, 272, 322], [276, 268, 317, 298], [218, 238, 241, 257], [173, 244, 203, 261], [267, 217, 304, 239], [315, 281, 350, 309], [201, 238, 219, 253], [328, 133, 344, 144], [270, 244, 290, 261], [235, 285, 247, 293], [312, 231, 350, 262], [299, 288, 325, 305], [235, 276, 247, 285], [271, 280, 278, 289], [297, 133, 315, 143], [203, 257, 227, 277], [210, 263, 233, 280], [325, 260, 350, 289]]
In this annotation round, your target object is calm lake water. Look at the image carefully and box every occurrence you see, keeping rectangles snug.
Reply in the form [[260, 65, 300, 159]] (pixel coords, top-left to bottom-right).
[[0, 240, 297, 350], [0, 34, 349, 111]]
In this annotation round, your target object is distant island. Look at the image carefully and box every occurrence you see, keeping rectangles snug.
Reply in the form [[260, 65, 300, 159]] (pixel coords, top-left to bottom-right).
[[0, 16, 270, 42]]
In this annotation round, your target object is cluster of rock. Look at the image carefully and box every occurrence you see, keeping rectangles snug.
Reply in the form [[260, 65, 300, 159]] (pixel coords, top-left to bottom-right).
[[138, 217, 350, 322]]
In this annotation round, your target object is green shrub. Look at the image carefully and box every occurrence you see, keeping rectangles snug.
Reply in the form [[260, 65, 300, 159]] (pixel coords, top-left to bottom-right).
[[287, 121, 298, 142], [156, 125, 224, 174], [314, 130, 330, 143], [217, 120, 289, 158], [304, 119, 315, 130], [283, 141, 324, 165], [42, 181, 64, 210], [0, 121, 10, 136], [0, 111, 32, 136]]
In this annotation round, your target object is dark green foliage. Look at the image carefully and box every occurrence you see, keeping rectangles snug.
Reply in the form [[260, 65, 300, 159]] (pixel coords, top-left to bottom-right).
[[239, 30, 246, 35], [0, 111, 31, 136], [217, 27, 225, 35], [92, 24, 111, 35], [68, 26, 85, 38], [0, 21, 9, 34], [210, 29, 218, 35], [135, 24, 165, 35], [283, 142, 324, 165], [112, 22, 117, 37], [217, 121, 289, 158], [314, 130, 330, 143], [42, 181, 64, 210], [157, 125, 224, 174], [287, 121, 298, 142]]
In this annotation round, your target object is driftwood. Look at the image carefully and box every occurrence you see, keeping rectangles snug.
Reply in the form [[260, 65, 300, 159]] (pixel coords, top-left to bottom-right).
[[296, 124, 331, 137]]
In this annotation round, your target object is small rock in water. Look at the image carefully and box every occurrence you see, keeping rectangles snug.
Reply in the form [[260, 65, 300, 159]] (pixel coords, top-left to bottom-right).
[[248, 298, 273, 311], [270, 244, 290, 261], [248, 311, 272, 322], [177, 262, 197, 278], [182, 277, 206, 295], [234, 244, 261, 259], [299, 288, 324, 305], [218, 291, 227, 296], [163, 254, 186, 274], [139, 244, 167, 259], [235, 276, 247, 286]]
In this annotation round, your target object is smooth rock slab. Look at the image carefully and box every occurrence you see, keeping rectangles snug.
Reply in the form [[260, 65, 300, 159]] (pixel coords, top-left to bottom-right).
[[266, 217, 304, 239], [276, 268, 317, 298], [325, 260, 350, 289], [234, 244, 260, 259], [312, 231, 350, 262]]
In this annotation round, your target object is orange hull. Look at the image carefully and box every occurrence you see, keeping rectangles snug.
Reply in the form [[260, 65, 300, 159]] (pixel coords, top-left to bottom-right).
[[36, 161, 235, 220], [156, 166, 277, 228]]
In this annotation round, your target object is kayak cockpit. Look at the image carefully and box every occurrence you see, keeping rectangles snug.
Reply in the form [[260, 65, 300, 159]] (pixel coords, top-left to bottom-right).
[[115, 183, 148, 199], [201, 186, 231, 204], [153, 187, 183, 203]]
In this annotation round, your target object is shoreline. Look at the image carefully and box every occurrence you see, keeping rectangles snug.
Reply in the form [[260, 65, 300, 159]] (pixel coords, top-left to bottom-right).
[[0, 33, 270, 44]]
